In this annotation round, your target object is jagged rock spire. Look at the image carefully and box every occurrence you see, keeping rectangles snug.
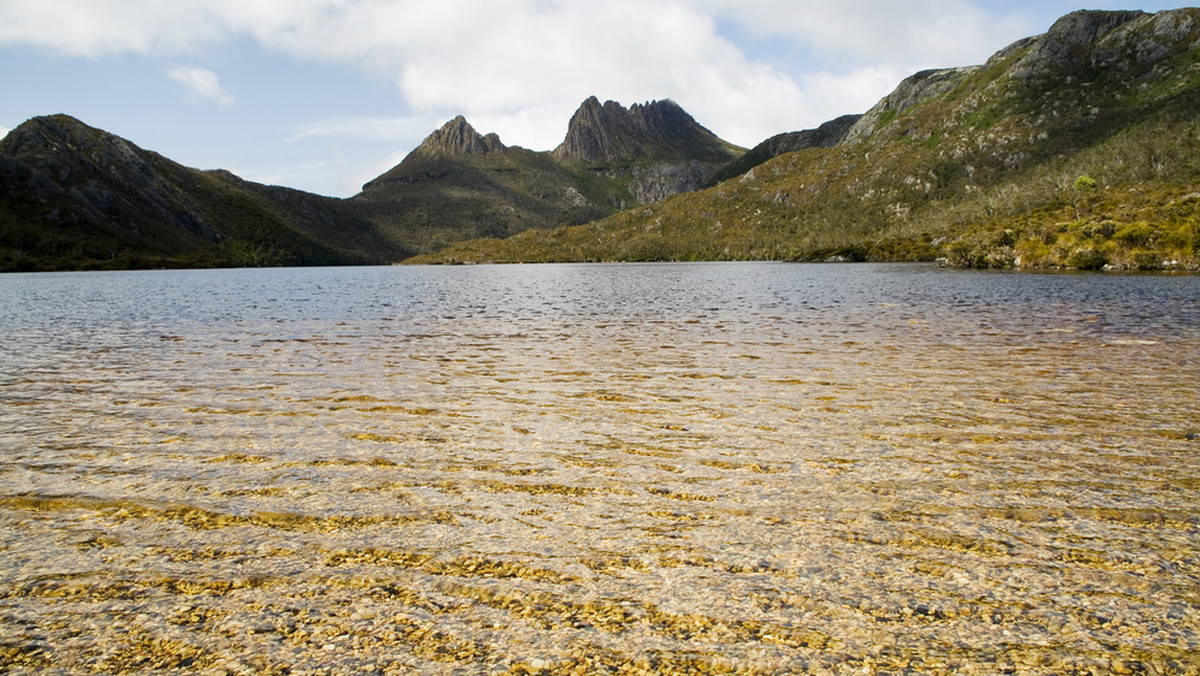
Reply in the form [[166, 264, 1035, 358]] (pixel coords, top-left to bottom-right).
[[415, 115, 505, 157], [554, 96, 739, 163]]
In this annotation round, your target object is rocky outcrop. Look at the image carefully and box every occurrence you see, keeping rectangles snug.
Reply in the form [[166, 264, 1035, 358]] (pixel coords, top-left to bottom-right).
[[628, 161, 719, 204], [1013, 9, 1200, 80], [555, 97, 643, 162], [842, 67, 978, 145], [841, 9, 1200, 147], [1011, 10, 1148, 78], [413, 115, 505, 158], [554, 97, 742, 163]]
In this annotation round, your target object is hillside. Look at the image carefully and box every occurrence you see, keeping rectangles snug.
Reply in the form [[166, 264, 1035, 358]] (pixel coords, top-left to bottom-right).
[[0, 115, 407, 271], [351, 98, 745, 255], [414, 9, 1200, 270]]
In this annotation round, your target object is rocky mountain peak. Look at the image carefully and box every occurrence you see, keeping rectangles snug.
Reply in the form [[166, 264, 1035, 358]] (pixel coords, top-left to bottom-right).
[[414, 115, 505, 158], [553, 97, 741, 163], [553, 97, 639, 162], [1045, 9, 1148, 50], [992, 8, 1200, 83], [1011, 9, 1149, 78]]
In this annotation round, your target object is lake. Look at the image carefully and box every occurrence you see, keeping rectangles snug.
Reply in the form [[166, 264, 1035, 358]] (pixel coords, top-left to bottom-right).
[[1, 262, 1198, 674]]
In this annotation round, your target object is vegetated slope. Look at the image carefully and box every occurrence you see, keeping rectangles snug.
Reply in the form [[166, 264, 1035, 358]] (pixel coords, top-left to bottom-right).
[[353, 98, 745, 255], [414, 9, 1200, 270], [702, 114, 861, 188], [0, 115, 407, 271]]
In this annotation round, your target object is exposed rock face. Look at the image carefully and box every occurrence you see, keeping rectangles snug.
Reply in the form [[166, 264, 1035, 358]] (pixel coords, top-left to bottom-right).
[[554, 97, 741, 163], [1012, 10, 1148, 78], [842, 67, 979, 145], [556, 97, 642, 162], [1012, 8, 1200, 78], [414, 115, 505, 157], [628, 161, 716, 204]]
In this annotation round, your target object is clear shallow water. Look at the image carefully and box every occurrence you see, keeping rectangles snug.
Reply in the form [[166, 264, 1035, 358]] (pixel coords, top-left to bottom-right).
[[1, 262, 1198, 674]]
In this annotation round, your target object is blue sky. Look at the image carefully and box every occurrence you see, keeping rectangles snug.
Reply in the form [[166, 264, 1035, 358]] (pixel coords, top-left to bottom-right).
[[2, 1, 1195, 198]]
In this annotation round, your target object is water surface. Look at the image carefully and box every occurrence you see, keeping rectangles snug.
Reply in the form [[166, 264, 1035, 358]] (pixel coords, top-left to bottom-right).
[[1, 263, 1198, 674]]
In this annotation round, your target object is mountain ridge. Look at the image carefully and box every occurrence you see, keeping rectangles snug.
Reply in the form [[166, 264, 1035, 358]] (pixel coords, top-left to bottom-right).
[[346, 96, 746, 255], [704, 114, 861, 187], [0, 97, 745, 269], [414, 8, 1200, 270], [411, 115, 506, 159]]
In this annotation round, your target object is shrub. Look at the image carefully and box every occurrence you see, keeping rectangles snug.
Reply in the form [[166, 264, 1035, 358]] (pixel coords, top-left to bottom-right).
[[1066, 245, 1109, 270], [1115, 221, 1155, 247]]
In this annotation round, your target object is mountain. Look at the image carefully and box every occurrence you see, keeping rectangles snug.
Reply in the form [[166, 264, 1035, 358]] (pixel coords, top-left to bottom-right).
[[349, 115, 614, 255], [0, 98, 744, 270], [0, 115, 409, 271], [415, 9, 1200, 270], [555, 96, 743, 163], [554, 96, 745, 205], [350, 98, 744, 254]]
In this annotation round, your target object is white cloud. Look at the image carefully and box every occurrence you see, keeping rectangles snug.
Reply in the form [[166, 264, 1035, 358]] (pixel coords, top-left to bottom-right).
[[702, 0, 1036, 68], [0, 0, 327, 57], [0, 0, 1047, 149], [0, 124, 11, 140], [263, 0, 872, 148], [285, 115, 450, 144], [166, 65, 235, 105]]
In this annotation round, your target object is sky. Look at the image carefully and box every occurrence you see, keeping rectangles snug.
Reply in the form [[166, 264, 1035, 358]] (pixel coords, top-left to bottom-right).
[[1, 1, 1196, 198]]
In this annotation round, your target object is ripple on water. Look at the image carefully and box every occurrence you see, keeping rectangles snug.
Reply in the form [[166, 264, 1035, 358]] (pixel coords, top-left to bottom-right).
[[1, 264, 1199, 673]]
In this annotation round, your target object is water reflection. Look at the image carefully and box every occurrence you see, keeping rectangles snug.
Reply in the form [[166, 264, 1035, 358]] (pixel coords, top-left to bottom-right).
[[1, 263, 1198, 673]]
